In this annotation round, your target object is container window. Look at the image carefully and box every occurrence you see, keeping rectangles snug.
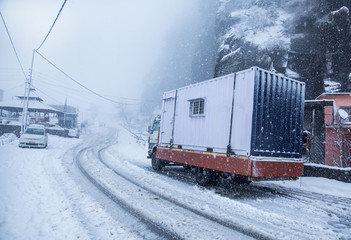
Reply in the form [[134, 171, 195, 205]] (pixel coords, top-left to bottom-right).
[[190, 98, 205, 116]]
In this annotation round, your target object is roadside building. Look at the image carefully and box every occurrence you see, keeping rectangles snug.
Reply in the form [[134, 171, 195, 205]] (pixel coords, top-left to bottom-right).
[[304, 93, 351, 167], [0, 96, 79, 137], [0, 96, 62, 136], [50, 104, 79, 129]]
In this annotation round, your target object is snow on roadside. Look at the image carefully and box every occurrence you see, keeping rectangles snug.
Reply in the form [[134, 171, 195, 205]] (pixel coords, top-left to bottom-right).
[[259, 177, 351, 199], [0, 135, 90, 240], [0, 133, 17, 146]]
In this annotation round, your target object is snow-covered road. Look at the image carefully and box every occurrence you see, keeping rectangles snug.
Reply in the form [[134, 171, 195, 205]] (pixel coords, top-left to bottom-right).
[[1, 125, 351, 239]]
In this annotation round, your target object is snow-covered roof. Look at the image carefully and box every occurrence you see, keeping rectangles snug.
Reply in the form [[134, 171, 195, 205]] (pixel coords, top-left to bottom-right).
[[0, 98, 62, 113], [305, 99, 334, 108], [305, 99, 334, 103], [50, 105, 78, 115], [317, 92, 351, 99]]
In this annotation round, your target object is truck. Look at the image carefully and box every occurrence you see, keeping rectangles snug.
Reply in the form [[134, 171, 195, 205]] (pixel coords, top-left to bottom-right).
[[151, 66, 305, 185], [147, 115, 160, 158]]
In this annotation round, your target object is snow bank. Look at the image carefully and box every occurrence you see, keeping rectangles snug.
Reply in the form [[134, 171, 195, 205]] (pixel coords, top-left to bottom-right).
[[0, 136, 90, 240], [0, 133, 17, 146]]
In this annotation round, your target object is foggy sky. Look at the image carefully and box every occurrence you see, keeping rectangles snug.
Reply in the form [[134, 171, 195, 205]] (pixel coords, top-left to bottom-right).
[[0, 0, 203, 119]]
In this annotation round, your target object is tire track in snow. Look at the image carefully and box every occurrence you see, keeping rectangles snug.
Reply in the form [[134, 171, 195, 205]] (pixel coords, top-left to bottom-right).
[[44, 129, 156, 240], [75, 145, 183, 240], [96, 147, 273, 240], [77, 142, 262, 239], [156, 167, 351, 238]]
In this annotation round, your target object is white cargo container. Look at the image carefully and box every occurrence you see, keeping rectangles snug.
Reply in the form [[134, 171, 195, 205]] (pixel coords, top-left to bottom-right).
[[159, 66, 305, 158], [155, 66, 305, 183]]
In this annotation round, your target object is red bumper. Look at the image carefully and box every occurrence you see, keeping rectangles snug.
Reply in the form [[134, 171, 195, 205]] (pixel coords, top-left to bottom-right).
[[250, 159, 303, 178]]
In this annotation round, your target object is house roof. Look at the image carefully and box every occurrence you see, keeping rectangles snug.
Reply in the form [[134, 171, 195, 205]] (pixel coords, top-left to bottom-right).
[[317, 92, 351, 99], [0, 98, 62, 113], [305, 99, 334, 109], [50, 105, 78, 115]]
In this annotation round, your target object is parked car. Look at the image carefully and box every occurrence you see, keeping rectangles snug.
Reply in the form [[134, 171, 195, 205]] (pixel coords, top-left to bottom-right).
[[18, 124, 48, 148], [68, 128, 79, 138]]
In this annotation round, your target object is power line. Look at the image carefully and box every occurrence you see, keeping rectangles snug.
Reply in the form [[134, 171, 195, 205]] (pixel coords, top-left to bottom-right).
[[34, 76, 92, 94], [32, 71, 158, 105], [35, 51, 138, 106], [33, 78, 106, 104], [33, 71, 158, 103], [31, 83, 63, 105], [107, 95, 158, 103], [0, 11, 28, 81], [36, 0, 67, 51], [3, 83, 24, 92]]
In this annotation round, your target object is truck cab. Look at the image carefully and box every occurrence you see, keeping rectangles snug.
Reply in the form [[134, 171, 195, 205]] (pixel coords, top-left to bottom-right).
[[147, 115, 160, 158]]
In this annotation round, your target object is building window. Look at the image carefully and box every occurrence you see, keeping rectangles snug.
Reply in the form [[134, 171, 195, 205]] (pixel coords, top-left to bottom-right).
[[190, 98, 205, 116]]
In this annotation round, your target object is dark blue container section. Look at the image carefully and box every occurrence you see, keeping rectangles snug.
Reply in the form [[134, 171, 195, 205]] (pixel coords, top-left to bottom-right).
[[250, 68, 305, 158]]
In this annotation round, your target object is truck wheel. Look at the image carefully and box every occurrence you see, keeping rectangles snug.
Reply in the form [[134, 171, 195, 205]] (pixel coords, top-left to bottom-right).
[[231, 175, 251, 184], [151, 151, 164, 171], [182, 164, 191, 171], [195, 167, 214, 186]]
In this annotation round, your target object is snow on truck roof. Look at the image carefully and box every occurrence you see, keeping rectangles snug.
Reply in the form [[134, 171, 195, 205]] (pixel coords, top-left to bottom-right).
[[162, 72, 234, 99], [162, 66, 303, 98]]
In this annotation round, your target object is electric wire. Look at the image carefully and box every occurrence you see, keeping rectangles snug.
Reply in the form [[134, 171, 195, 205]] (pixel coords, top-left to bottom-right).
[[30, 84, 62, 105], [3, 83, 24, 92], [36, 0, 67, 51], [33, 71, 158, 103], [0, 11, 28, 81], [106, 94, 158, 103], [33, 80, 103, 105], [31, 71, 99, 105], [35, 51, 138, 106], [33, 72, 148, 106], [33, 73, 93, 95]]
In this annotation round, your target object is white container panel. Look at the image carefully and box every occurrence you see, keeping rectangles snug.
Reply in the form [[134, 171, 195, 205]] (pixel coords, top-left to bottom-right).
[[159, 66, 305, 158], [231, 68, 256, 156], [173, 74, 235, 153]]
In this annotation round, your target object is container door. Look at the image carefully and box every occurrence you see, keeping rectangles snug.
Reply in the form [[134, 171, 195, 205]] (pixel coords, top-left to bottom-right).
[[251, 68, 305, 158], [159, 93, 176, 147]]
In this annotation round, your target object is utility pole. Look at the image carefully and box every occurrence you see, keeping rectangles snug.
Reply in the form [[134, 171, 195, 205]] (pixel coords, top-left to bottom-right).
[[21, 78, 28, 135], [63, 98, 67, 128], [21, 49, 35, 133]]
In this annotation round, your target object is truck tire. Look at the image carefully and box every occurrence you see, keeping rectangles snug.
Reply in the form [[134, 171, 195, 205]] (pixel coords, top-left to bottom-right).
[[151, 151, 164, 171], [195, 167, 216, 186], [231, 175, 251, 184], [182, 164, 191, 170]]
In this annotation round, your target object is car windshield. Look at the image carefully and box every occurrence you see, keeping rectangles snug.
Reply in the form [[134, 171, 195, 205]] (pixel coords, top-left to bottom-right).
[[25, 128, 44, 135]]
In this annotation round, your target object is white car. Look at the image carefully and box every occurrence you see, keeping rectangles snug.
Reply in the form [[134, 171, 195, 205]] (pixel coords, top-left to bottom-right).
[[68, 128, 79, 138], [19, 125, 48, 148]]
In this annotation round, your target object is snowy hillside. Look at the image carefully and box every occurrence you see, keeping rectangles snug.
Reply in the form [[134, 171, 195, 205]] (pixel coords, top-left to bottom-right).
[[215, 0, 351, 99]]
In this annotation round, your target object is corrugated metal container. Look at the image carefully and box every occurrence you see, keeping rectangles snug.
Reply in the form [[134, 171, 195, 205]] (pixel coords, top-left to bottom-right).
[[159, 67, 305, 158]]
